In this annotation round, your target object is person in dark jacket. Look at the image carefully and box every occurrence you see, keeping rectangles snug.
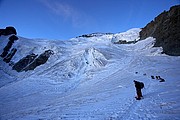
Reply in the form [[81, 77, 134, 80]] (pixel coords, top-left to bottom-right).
[[134, 80, 144, 100]]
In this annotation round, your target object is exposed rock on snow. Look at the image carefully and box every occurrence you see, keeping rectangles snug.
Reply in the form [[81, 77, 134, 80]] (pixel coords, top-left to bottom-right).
[[77, 32, 113, 38], [3, 48, 17, 63], [23, 49, 54, 71], [0, 35, 18, 58], [0, 28, 54, 72], [12, 53, 38, 72], [0, 26, 17, 36], [140, 5, 180, 56]]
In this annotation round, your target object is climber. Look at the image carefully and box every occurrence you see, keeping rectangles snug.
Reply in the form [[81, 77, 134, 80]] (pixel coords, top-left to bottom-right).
[[134, 80, 144, 100]]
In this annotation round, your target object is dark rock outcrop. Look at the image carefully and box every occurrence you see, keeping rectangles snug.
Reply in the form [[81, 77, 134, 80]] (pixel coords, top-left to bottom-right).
[[3, 48, 17, 63], [0, 35, 19, 58], [9, 35, 19, 42], [0, 27, 54, 72], [0, 51, 9, 58], [140, 5, 180, 56], [114, 40, 137, 44], [0, 26, 54, 72], [1, 41, 13, 57], [78, 32, 113, 38], [23, 50, 54, 71], [12, 50, 54, 72], [0, 26, 17, 36], [12, 53, 38, 72]]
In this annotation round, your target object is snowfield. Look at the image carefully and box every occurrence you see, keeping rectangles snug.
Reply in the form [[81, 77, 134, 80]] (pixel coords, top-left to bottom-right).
[[0, 29, 180, 120]]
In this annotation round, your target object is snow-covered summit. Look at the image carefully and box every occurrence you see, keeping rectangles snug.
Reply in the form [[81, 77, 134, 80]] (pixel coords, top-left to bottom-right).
[[112, 28, 141, 43]]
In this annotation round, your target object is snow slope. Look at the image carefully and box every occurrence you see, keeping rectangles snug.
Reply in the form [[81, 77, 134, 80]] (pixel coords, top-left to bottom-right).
[[0, 30, 180, 120], [111, 28, 141, 43]]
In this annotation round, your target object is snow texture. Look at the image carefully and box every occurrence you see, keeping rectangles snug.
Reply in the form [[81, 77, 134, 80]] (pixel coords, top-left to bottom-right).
[[112, 28, 141, 42], [0, 29, 180, 120]]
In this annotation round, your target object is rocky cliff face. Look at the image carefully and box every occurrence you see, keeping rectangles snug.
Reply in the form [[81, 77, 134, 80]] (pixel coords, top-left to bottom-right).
[[140, 5, 180, 56]]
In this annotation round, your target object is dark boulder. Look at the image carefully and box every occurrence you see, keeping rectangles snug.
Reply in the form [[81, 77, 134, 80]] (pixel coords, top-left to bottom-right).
[[140, 5, 180, 56]]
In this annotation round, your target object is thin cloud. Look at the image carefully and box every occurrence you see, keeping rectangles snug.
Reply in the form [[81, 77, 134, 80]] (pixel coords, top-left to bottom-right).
[[40, 0, 93, 28]]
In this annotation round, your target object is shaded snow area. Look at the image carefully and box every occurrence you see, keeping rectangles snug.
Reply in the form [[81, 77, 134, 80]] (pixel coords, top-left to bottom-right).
[[0, 30, 180, 120]]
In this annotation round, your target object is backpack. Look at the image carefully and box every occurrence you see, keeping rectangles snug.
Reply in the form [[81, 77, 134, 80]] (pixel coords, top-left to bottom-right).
[[140, 82, 144, 89]]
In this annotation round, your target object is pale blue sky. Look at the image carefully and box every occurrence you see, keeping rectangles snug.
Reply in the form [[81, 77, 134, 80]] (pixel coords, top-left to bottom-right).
[[0, 0, 179, 40]]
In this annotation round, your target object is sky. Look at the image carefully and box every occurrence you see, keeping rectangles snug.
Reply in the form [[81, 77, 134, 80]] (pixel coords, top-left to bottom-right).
[[0, 0, 179, 40]]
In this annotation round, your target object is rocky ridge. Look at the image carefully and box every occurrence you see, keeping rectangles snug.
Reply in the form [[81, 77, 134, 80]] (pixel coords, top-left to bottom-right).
[[140, 5, 180, 56], [0, 27, 54, 72]]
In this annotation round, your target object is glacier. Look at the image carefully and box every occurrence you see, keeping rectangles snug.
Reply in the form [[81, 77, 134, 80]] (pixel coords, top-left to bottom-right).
[[0, 28, 180, 120]]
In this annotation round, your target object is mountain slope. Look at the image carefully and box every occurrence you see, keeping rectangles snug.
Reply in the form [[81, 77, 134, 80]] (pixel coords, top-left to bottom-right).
[[0, 29, 180, 120]]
